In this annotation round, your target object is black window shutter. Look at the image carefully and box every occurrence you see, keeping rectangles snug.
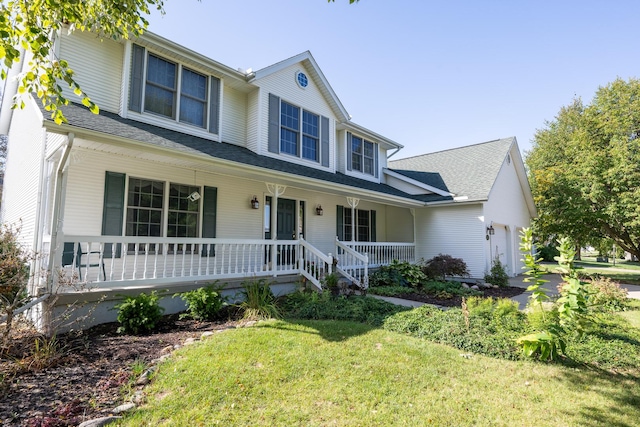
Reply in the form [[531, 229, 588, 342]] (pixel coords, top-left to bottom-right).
[[201, 186, 218, 256], [209, 77, 220, 134], [370, 210, 377, 242], [268, 94, 280, 153], [101, 171, 125, 258], [336, 205, 344, 241], [346, 132, 353, 171], [321, 116, 329, 167], [129, 44, 145, 112]]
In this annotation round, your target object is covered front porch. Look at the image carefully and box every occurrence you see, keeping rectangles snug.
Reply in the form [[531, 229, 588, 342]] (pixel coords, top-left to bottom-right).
[[50, 236, 416, 293]]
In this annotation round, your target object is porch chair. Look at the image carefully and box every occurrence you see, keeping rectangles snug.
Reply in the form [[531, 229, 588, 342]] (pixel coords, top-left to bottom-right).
[[61, 242, 106, 281]]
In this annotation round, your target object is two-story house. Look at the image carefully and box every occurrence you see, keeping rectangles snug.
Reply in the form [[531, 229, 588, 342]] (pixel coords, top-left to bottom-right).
[[0, 30, 535, 329]]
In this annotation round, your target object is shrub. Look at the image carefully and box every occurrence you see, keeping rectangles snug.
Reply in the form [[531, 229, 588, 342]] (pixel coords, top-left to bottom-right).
[[422, 254, 470, 281], [484, 256, 509, 287], [178, 282, 227, 321], [368, 285, 415, 297], [538, 243, 559, 262], [0, 223, 32, 349], [586, 277, 629, 312], [369, 260, 426, 288], [422, 280, 480, 298], [114, 291, 165, 335], [239, 279, 280, 320], [281, 292, 408, 326]]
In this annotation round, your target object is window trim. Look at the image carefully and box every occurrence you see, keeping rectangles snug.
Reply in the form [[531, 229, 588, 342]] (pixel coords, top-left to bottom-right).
[[347, 132, 378, 178], [268, 94, 330, 167], [129, 44, 220, 134]]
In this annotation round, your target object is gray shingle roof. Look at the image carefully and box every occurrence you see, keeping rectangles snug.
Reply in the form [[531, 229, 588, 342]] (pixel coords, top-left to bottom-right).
[[49, 103, 451, 203], [388, 138, 515, 201]]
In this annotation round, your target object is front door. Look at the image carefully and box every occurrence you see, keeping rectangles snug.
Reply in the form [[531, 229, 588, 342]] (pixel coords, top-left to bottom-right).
[[276, 198, 296, 240]]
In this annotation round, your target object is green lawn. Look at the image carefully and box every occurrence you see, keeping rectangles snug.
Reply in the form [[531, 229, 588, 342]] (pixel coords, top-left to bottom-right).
[[540, 259, 640, 284], [118, 319, 640, 426]]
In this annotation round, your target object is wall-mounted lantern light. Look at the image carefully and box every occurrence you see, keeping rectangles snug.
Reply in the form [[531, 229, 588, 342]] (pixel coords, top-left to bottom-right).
[[316, 205, 324, 216], [251, 195, 260, 209], [486, 224, 495, 237]]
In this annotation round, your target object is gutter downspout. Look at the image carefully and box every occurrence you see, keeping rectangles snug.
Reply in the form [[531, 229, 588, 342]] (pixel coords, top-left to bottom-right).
[[386, 147, 401, 160]]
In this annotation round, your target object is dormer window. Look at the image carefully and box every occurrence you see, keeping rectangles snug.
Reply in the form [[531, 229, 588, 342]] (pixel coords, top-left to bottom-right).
[[268, 94, 330, 167], [347, 132, 378, 177], [129, 44, 220, 134]]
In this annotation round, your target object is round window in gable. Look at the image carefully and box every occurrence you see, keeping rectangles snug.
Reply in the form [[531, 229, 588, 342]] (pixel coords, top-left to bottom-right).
[[296, 71, 308, 89]]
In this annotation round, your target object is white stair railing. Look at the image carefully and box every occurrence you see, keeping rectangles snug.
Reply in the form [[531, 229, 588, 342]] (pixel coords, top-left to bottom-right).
[[334, 237, 369, 290], [298, 237, 333, 291]]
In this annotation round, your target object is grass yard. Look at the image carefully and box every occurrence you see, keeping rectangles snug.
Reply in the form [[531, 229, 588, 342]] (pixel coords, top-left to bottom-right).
[[118, 319, 640, 427], [540, 259, 640, 285]]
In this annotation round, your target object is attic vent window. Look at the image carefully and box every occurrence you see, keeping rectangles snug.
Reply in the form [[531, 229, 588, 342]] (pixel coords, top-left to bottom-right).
[[296, 71, 308, 88], [507, 154, 511, 164]]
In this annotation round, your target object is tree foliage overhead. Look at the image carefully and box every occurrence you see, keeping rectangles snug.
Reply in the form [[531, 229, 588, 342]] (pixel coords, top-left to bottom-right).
[[526, 78, 640, 259], [0, 0, 165, 124]]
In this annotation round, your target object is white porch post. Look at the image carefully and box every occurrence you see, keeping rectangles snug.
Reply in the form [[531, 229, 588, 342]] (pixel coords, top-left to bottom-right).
[[347, 197, 359, 242], [266, 183, 286, 273]]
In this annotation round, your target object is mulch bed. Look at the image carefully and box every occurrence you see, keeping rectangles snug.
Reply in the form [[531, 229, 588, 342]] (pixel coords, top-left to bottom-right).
[[0, 288, 526, 426], [0, 312, 244, 427], [387, 286, 526, 307]]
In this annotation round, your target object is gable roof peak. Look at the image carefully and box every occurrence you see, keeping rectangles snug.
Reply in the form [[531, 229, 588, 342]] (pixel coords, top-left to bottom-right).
[[249, 50, 349, 122]]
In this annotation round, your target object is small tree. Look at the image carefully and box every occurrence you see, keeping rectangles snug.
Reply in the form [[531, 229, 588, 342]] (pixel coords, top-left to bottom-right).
[[0, 223, 32, 350], [422, 254, 470, 281]]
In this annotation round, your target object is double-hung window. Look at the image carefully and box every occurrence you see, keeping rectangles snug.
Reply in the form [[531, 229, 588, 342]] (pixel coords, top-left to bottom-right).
[[347, 132, 378, 177], [279, 100, 320, 161], [268, 94, 330, 167], [336, 206, 376, 242], [101, 172, 217, 256], [129, 44, 220, 133]]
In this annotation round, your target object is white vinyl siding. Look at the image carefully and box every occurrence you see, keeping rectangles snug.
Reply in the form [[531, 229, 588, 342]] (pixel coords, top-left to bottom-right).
[[221, 86, 247, 146], [415, 204, 486, 278], [0, 103, 46, 248], [58, 31, 123, 113], [483, 153, 532, 275], [246, 89, 260, 153]]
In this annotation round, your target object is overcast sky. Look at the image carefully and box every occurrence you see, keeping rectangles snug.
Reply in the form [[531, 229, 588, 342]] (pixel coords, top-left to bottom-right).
[[147, 0, 640, 159]]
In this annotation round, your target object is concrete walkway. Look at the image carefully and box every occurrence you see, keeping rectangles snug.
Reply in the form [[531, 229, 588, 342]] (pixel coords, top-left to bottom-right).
[[371, 274, 640, 309]]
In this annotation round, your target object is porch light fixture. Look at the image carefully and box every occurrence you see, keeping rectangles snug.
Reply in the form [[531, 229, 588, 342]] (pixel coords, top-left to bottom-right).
[[315, 205, 324, 216], [486, 225, 495, 236], [251, 195, 260, 209]]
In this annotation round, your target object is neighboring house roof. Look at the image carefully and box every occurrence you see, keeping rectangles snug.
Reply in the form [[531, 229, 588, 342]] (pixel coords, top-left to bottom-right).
[[44, 102, 452, 204], [389, 137, 515, 201]]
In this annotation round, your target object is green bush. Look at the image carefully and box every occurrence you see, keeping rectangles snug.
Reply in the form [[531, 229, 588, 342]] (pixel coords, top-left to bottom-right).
[[281, 292, 408, 326], [369, 260, 426, 289], [586, 277, 629, 312], [422, 254, 470, 281], [538, 243, 559, 262], [114, 291, 165, 335], [422, 281, 480, 298], [368, 285, 415, 297], [178, 282, 227, 321], [484, 256, 510, 287], [239, 279, 280, 320]]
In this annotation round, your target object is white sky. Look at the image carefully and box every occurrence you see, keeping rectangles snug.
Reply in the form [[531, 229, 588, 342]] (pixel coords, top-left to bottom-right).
[[146, 0, 640, 159]]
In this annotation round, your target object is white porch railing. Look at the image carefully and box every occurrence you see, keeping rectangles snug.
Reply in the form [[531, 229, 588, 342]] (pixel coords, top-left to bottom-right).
[[341, 241, 416, 267], [51, 235, 414, 293], [54, 236, 333, 291]]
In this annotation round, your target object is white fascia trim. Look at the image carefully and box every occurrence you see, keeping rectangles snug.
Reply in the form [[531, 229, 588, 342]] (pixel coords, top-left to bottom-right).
[[340, 121, 403, 151], [134, 32, 249, 82], [42, 122, 425, 208], [383, 168, 453, 197]]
